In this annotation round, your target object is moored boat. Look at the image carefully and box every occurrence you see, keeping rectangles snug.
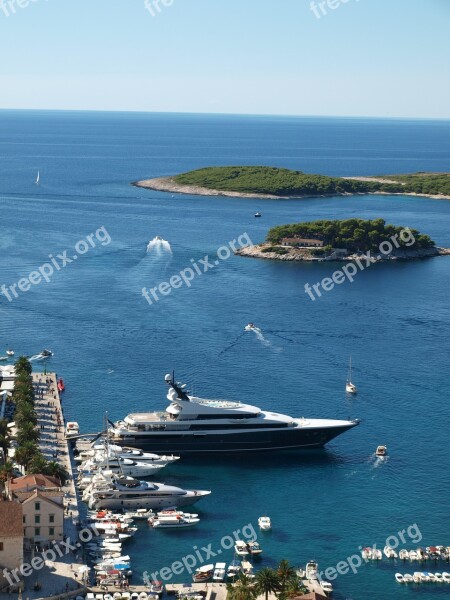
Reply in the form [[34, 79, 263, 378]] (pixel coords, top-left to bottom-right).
[[258, 516, 271, 530], [212, 563, 226, 582], [192, 564, 214, 582]]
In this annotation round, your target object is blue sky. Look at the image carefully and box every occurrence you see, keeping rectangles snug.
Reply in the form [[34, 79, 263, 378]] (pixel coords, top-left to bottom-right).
[[1, 0, 449, 117]]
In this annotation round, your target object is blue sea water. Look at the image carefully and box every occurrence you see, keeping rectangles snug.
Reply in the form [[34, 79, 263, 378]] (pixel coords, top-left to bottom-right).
[[1, 111, 450, 599]]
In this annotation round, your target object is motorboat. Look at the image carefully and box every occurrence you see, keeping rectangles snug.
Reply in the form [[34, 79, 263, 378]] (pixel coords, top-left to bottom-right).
[[6, 349, 14, 356], [57, 378, 65, 392], [81, 456, 165, 478], [226, 560, 241, 580], [92, 442, 179, 466], [125, 509, 154, 520], [321, 581, 333, 594], [258, 516, 271, 530], [399, 549, 409, 560], [372, 549, 382, 560], [244, 323, 258, 332], [234, 540, 249, 556], [192, 564, 214, 582], [361, 547, 372, 560], [86, 474, 211, 510], [212, 563, 226, 582], [240, 561, 255, 580], [395, 573, 404, 583], [434, 572, 443, 582], [150, 582, 164, 595], [420, 572, 430, 582], [305, 561, 319, 580], [150, 514, 200, 528], [409, 550, 419, 561], [403, 574, 413, 583], [376, 445, 387, 457], [254, 213, 262, 218], [110, 372, 359, 454], [65, 422, 80, 438], [384, 545, 398, 558], [413, 572, 422, 583], [345, 356, 357, 394], [442, 572, 450, 582], [247, 541, 262, 555]]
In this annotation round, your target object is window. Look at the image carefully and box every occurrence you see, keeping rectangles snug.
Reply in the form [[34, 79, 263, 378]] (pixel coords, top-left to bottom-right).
[[35, 515, 40, 524], [49, 515, 55, 523], [0, 542, 4, 551], [49, 527, 55, 536], [35, 502, 40, 511], [23, 516, 26, 524], [35, 528, 40, 536]]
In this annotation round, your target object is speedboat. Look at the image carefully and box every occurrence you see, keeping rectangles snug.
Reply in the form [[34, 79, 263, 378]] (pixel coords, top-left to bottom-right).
[[399, 549, 409, 560], [234, 540, 249, 556], [81, 456, 165, 478], [305, 561, 318, 580], [240, 561, 255, 580], [321, 581, 333, 594], [376, 445, 387, 457], [110, 372, 359, 454], [244, 323, 258, 332], [6, 349, 14, 356], [150, 514, 200, 528], [65, 422, 80, 438], [442, 572, 450, 582], [395, 573, 404, 583], [372, 549, 382, 560], [384, 545, 398, 558], [92, 442, 179, 466], [403, 574, 413, 583], [254, 213, 262, 218], [247, 541, 262, 555], [258, 516, 271, 530], [125, 509, 154, 520], [212, 563, 226, 582], [192, 564, 214, 582], [226, 560, 241, 580]]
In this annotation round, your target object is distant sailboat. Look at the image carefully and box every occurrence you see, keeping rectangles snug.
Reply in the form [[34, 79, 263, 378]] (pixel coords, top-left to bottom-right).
[[346, 356, 357, 394], [35, 170, 40, 185]]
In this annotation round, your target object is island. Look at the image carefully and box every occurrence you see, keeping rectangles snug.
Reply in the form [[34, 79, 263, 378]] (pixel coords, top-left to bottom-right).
[[234, 218, 450, 262], [133, 166, 450, 200]]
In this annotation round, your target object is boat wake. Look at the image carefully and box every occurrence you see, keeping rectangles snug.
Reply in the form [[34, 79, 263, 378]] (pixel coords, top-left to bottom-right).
[[147, 236, 172, 255]]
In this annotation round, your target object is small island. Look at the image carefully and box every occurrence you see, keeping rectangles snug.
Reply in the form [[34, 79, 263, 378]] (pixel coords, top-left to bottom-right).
[[134, 166, 450, 200], [235, 218, 450, 262]]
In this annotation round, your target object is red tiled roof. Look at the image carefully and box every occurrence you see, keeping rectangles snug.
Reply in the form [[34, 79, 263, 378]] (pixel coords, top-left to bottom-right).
[[9, 474, 61, 492], [0, 501, 23, 538]]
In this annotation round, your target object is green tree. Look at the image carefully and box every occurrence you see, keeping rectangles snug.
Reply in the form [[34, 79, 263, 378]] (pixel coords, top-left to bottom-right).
[[14, 441, 39, 471], [227, 573, 257, 600], [254, 568, 280, 600], [16, 422, 40, 446], [14, 356, 32, 376], [42, 461, 69, 485]]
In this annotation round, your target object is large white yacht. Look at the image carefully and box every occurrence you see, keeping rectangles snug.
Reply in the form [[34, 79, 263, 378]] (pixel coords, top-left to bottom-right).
[[110, 373, 359, 454], [86, 474, 210, 510]]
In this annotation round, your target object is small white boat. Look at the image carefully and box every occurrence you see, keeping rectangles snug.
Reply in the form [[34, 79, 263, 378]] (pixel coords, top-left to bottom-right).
[[244, 323, 258, 332], [254, 212, 262, 218], [258, 516, 271, 530], [6, 349, 14, 357], [36, 170, 40, 185], [65, 421, 80, 438], [434, 572, 443, 582], [227, 560, 241, 580], [399, 549, 409, 560], [420, 572, 430, 582], [361, 547, 372, 560], [403, 574, 413, 583], [240, 561, 255, 580], [212, 563, 226, 582], [346, 356, 357, 393], [139, 594, 148, 600], [384, 545, 398, 558], [413, 572, 422, 583], [192, 564, 214, 583], [409, 550, 419, 561], [428, 573, 436, 582], [247, 540, 262, 555], [126, 508, 154, 520], [372, 549, 382, 560], [321, 581, 333, 594], [234, 540, 249, 556], [150, 582, 164, 595], [395, 573, 404, 583], [151, 515, 200, 528], [442, 572, 450, 582], [305, 561, 319, 580], [376, 445, 387, 457]]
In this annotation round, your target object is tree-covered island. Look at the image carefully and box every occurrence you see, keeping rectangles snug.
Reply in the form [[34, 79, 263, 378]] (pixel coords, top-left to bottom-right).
[[134, 166, 450, 199]]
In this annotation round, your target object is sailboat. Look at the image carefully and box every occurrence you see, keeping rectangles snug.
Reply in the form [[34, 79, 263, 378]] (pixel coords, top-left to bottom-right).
[[346, 356, 357, 394], [35, 170, 40, 185]]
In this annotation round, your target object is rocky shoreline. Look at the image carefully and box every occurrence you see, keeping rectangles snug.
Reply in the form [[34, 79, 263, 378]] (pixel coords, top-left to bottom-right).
[[133, 176, 450, 201], [235, 243, 450, 262]]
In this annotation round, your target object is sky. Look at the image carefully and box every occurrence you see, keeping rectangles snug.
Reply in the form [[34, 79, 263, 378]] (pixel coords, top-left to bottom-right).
[[0, 0, 449, 118]]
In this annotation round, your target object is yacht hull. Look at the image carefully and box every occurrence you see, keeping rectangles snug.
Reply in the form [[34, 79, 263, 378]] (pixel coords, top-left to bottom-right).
[[92, 492, 208, 511], [111, 423, 358, 454]]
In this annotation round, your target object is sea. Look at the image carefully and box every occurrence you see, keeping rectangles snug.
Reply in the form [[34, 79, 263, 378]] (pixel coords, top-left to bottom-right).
[[1, 110, 450, 599]]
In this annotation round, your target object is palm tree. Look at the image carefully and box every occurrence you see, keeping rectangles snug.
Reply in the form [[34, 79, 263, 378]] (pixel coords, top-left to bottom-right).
[[16, 422, 40, 446], [0, 419, 10, 454], [14, 356, 32, 375], [0, 460, 15, 484], [254, 568, 280, 600], [227, 573, 257, 600], [14, 402, 38, 425], [277, 560, 296, 598], [14, 441, 39, 471], [42, 461, 69, 485]]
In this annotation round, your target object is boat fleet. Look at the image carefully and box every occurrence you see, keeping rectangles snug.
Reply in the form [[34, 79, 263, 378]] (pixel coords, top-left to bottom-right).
[[362, 545, 450, 562]]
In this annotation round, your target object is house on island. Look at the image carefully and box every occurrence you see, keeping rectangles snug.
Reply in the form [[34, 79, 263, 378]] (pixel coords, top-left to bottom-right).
[[0, 501, 24, 591], [280, 237, 325, 248], [8, 475, 64, 544]]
